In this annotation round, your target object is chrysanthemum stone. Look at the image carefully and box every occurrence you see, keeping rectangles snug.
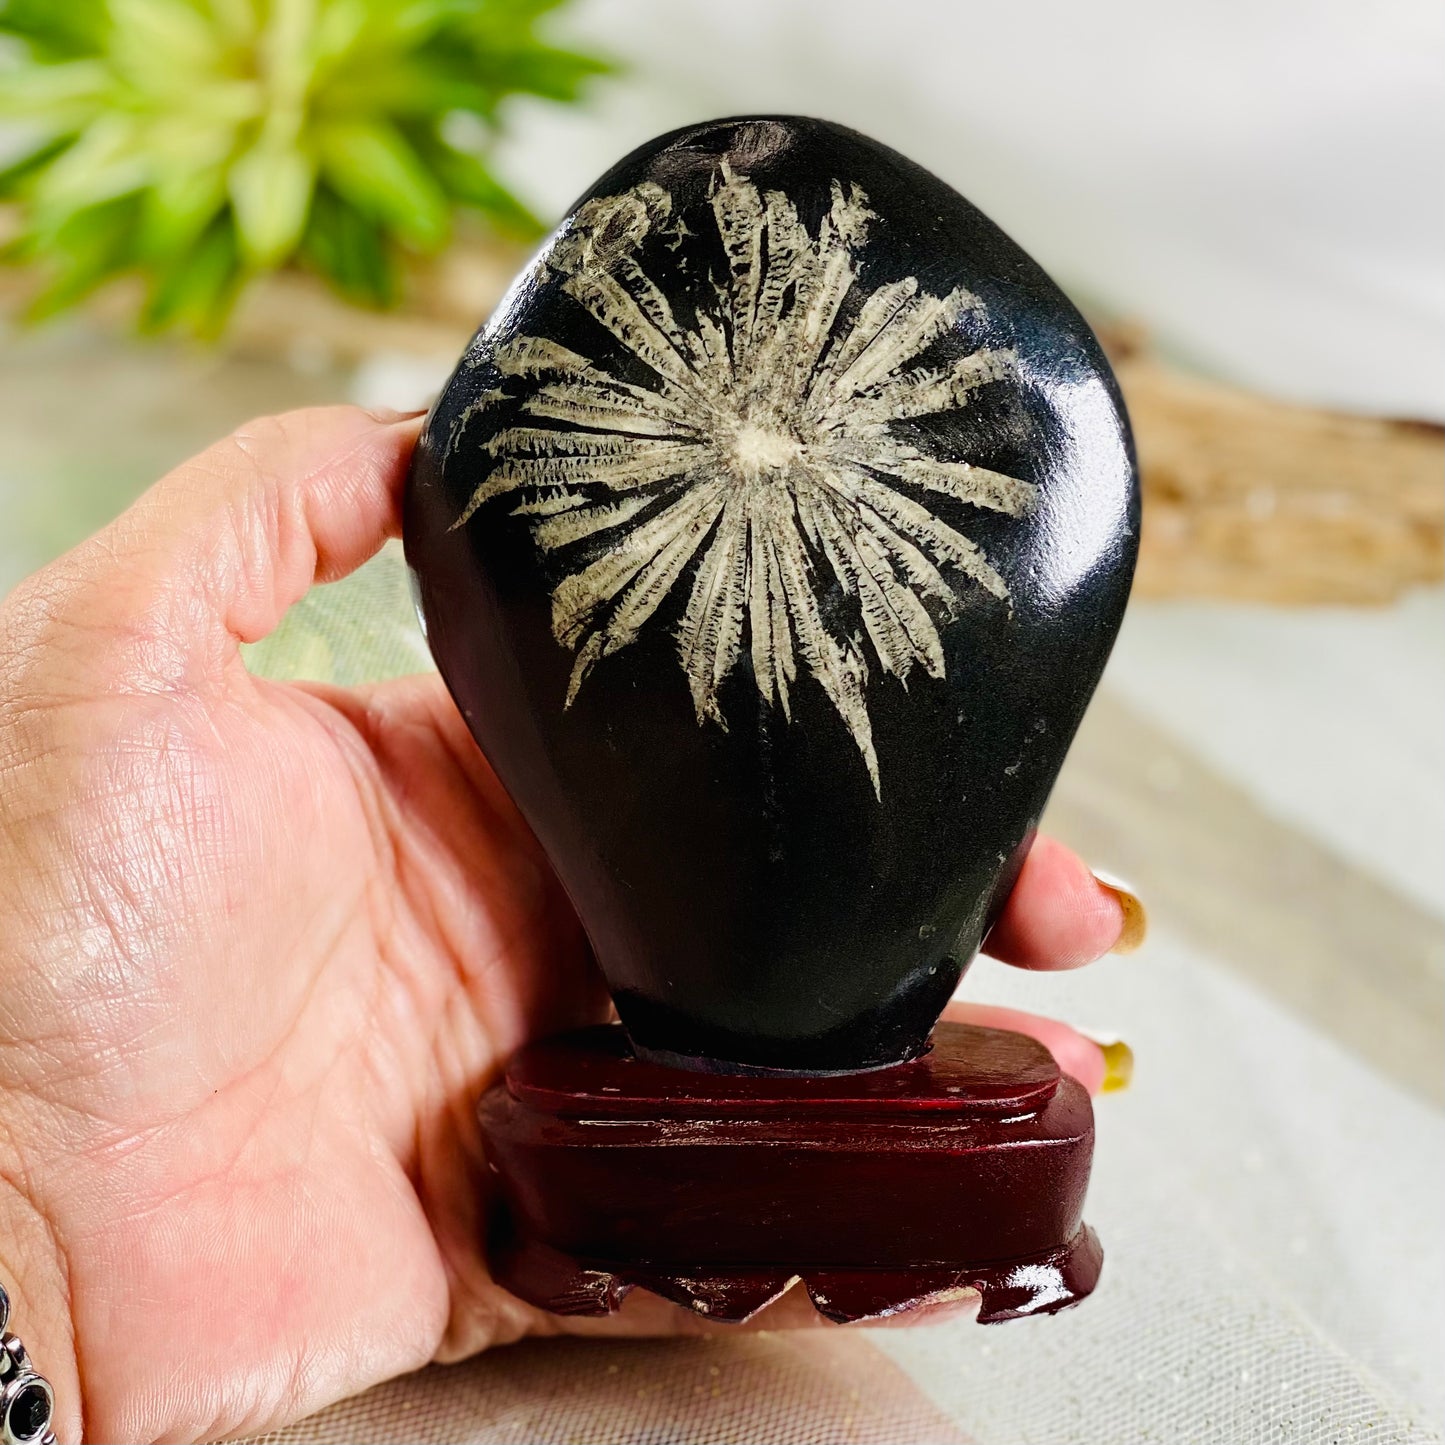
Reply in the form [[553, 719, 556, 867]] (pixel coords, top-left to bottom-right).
[[406, 117, 1138, 1073]]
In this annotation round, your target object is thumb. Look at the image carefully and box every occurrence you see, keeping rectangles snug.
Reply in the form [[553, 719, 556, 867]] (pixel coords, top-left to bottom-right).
[[2, 405, 424, 694]]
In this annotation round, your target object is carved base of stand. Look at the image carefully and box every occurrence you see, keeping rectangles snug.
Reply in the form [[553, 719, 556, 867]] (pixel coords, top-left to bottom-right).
[[489, 1216, 1103, 1324], [479, 1022, 1100, 1325]]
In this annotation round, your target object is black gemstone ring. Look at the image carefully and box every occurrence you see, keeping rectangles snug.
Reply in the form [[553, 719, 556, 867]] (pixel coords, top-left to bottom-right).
[[0, 1286, 56, 1445]]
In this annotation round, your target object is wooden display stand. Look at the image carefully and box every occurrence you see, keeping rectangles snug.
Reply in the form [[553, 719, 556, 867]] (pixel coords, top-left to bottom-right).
[[480, 1022, 1101, 1324]]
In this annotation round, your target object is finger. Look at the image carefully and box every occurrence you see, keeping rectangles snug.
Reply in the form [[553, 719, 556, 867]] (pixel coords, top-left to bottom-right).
[[982, 834, 1144, 969], [4, 406, 423, 690], [943, 999, 1133, 1096]]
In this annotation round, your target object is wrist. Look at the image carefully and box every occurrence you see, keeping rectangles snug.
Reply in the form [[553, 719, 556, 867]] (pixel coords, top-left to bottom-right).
[[0, 1134, 80, 1442]]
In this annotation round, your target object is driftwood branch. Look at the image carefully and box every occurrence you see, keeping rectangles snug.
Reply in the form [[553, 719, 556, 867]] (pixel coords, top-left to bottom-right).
[[1098, 324, 1442, 604]]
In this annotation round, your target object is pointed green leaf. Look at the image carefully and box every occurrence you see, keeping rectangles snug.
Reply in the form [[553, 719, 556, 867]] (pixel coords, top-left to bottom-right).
[[23, 192, 139, 321], [425, 142, 542, 239], [107, 0, 221, 73], [26, 115, 149, 230], [138, 159, 228, 258], [308, 0, 367, 78], [0, 59, 110, 122], [0, 133, 71, 197], [300, 184, 399, 307], [228, 139, 315, 265], [140, 217, 242, 336], [135, 112, 237, 247], [316, 118, 449, 250], [0, 0, 110, 58]]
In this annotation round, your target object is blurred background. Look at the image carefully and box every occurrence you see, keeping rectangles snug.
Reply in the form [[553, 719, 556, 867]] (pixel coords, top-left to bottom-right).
[[1, 3, 1441, 1442]]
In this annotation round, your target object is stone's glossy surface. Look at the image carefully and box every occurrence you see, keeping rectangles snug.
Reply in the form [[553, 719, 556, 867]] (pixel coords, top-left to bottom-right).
[[479, 1022, 1101, 1324], [406, 115, 1138, 1073]]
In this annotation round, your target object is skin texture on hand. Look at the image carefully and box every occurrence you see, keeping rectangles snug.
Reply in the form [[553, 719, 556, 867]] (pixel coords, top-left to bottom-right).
[[0, 408, 1130, 1443]]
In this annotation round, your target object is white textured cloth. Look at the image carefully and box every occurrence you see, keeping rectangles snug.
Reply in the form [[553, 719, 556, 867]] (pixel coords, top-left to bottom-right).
[[496, 0, 1445, 421]]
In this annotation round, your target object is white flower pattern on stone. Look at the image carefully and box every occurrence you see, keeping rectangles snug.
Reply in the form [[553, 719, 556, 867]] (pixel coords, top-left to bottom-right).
[[454, 164, 1034, 793]]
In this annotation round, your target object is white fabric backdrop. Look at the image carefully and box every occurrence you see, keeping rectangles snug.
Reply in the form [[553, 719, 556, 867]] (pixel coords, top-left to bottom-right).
[[494, 0, 1445, 420]]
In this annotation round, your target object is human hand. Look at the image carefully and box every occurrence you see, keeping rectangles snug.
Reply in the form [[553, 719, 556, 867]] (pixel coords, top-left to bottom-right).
[[0, 407, 1138, 1442]]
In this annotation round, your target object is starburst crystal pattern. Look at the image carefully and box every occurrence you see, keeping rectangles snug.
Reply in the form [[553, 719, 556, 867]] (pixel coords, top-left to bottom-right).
[[455, 164, 1035, 792]]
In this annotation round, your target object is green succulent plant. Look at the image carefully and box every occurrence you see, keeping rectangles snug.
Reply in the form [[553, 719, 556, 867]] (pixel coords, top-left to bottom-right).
[[0, 0, 608, 335]]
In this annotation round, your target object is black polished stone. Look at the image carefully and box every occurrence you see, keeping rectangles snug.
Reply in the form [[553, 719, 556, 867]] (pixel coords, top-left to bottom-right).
[[405, 115, 1138, 1074]]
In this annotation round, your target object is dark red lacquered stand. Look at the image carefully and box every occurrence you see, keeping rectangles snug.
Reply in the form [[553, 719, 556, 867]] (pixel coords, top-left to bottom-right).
[[479, 1021, 1101, 1324]]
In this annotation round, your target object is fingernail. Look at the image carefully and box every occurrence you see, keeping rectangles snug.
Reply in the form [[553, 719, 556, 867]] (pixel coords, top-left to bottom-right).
[[1093, 869, 1148, 954], [1080, 1030, 1135, 1093], [363, 405, 429, 424]]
